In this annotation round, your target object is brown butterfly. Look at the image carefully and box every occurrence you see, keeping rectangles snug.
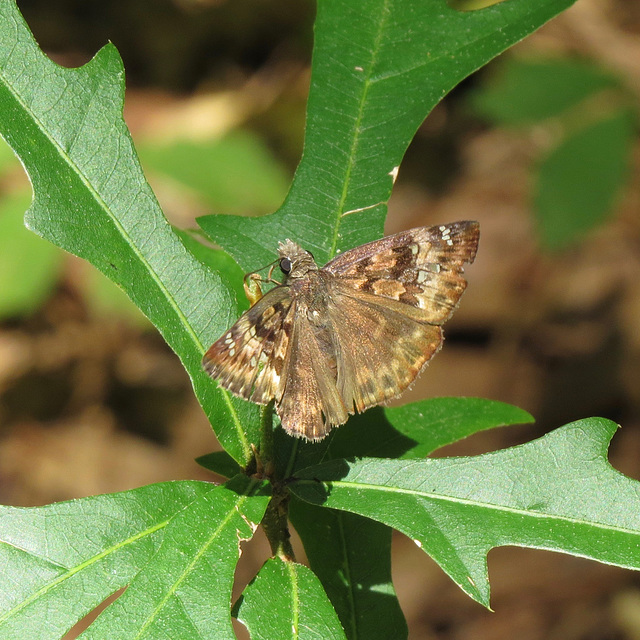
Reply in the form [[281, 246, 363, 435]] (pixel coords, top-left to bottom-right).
[[203, 221, 479, 441]]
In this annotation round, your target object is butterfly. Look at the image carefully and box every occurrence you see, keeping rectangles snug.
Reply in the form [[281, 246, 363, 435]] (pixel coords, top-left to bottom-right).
[[203, 221, 479, 441]]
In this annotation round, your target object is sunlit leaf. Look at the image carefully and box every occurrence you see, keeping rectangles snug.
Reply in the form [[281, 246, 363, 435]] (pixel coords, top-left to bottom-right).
[[291, 419, 638, 607], [199, 0, 580, 273], [0, 0, 258, 464], [234, 557, 347, 640]]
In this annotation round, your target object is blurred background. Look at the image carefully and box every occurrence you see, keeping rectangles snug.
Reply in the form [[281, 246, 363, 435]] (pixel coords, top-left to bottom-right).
[[1, 0, 640, 638]]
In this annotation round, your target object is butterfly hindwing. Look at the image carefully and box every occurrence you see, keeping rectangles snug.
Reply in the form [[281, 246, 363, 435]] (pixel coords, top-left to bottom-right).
[[276, 312, 348, 441], [326, 280, 444, 413]]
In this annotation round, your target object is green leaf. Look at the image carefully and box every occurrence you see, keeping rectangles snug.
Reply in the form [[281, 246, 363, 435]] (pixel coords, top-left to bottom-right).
[[234, 557, 347, 640], [321, 408, 418, 462], [0, 190, 62, 318], [0, 0, 258, 464], [470, 57, 620, 125], [289, 499, 407, 640], [0, 481, 213, 639], [199, 0, 579, 271], [535, 110, 634, 251], [273, 419, 409, 640], [309, 399, 532, 462], [290, 418, 639, 607], [195, 450, 243, 479], [81, 475, 270, 640], [175, 227, 248, 314], [286, 400, 530, 635], [386, 397, 535, 457], [137, 131, 290, 216]]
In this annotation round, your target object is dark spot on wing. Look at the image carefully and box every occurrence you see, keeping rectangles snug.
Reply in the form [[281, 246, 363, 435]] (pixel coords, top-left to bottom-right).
[[399, 292, 419, 306], [273, 356, 285, 376], [359, 279, 375, 293]]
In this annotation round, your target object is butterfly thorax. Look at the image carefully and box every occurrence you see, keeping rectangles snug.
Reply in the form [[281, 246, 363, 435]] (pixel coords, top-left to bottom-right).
[[277, 240, 331, 325]]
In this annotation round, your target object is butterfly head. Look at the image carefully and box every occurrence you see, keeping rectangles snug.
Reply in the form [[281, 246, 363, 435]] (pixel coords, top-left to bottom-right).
[[278, 239, 318, 280]]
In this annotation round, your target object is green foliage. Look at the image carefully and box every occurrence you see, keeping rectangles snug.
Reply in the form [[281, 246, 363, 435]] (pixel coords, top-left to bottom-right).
[[0, 189, 62, 318], [291, 418, 636, 607], [288, 501, 407, 638], [234, 557, 347, 640], [0, 480, 268, 640], [0, 0, 260, 465], [469, 56, 637, 251], [534, 110, 634, 250], [137, 131, 290, 216], [470, 57, 619, 125], [80, 476, 270, 640], [4, 0, 638, 639], [197, 0, 582, 270]]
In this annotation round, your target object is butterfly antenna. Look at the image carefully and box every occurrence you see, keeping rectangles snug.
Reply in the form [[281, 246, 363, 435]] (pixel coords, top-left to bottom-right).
[[244, 258, 280, 282]]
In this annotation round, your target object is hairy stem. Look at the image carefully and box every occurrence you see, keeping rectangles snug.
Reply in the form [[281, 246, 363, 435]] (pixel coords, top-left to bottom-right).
[[261, 488, 295, 562], [257, 401, 296, 561], [259, 400, 275, 476]]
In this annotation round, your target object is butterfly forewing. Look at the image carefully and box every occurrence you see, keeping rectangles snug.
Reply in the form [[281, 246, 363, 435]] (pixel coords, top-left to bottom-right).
[[202, 286, 293, 402], [325, 221, 479, 324]]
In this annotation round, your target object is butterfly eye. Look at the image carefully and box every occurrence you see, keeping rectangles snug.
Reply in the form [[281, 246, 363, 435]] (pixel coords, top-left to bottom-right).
[[279, 257, 292, 275]]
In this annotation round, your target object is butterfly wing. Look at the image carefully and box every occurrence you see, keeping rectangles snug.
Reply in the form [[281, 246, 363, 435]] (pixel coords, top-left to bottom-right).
[[202, 285, 294, 404], [275, 311, 349, 441], [326, 281, 444, 412], [324, 221, 479, 325], [321, 221, 479, 413]]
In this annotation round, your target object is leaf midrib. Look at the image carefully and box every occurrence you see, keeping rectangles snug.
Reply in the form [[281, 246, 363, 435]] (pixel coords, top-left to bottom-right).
[[0, 46, 250, 462], [328, 0, 391, 259], [0, 519, 168, 626], [303, 478, 640, 535], [287, 562, 300, 637]]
